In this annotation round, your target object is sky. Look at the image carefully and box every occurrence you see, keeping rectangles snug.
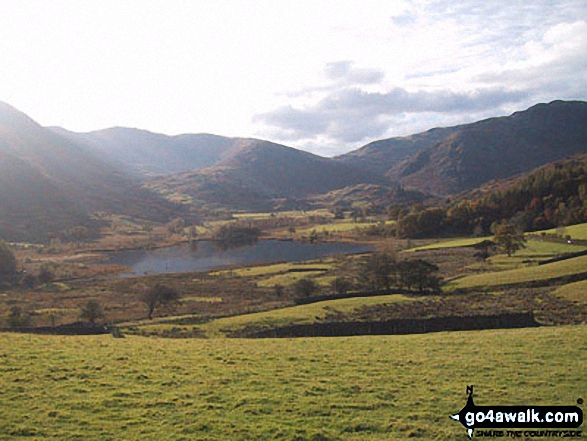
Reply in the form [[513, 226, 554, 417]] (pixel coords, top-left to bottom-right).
[[0, 1, 586, 156]]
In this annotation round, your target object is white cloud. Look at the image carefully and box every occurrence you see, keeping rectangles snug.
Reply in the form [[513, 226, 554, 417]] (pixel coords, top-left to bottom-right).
[[255, 2, 587, 154], [256, 86, 528, 144]]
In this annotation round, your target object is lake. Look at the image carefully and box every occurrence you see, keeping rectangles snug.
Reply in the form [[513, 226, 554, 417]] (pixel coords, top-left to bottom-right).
[[106, 240, 373, 277]]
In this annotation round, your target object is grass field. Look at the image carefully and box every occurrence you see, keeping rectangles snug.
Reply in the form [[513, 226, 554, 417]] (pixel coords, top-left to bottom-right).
[[294, 220, 395, 236], [232, 209, 333, 220], [210, 261, 335, 279], [447, 254, 587, 290], [138, 294, 415, 338], [1, 325, 585, 440], [407, 234, 586, 255], [553, 280, 587, 304], [487, 240, 587, 269], [533, 222, 587, 240], [406, 237, 491, 252]]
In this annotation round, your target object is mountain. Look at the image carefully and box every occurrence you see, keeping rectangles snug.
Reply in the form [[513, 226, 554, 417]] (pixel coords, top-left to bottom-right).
[[336, 126, 459, 176], [338, 100, 587, 195], [0, 102, 180, 242], [399, 101, 587, 195], [3, 99, 586, 239], [52, 127, 241, 175], [147, 139, 391, 210]]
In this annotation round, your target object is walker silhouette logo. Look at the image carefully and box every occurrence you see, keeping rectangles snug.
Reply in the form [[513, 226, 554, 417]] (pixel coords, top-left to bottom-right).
[[450, 386, 583, 438]]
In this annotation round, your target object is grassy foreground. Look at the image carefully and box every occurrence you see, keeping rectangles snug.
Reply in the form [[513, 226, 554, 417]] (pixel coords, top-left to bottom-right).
[[1, 326, 585, 440]]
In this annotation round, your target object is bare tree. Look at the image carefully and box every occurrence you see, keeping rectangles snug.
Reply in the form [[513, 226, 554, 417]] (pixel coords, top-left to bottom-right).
[[141, 284, 181, 319]]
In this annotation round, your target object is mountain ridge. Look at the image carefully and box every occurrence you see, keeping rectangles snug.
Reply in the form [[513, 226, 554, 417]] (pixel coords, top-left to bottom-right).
[[1, 99, 586, 240]]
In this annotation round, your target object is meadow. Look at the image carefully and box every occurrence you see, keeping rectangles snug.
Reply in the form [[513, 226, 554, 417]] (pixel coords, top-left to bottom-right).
[[447, 254, 587, 291], [532, 222, 587, 241], [136, 294, 416, 338], [1, 325, 585, 440]]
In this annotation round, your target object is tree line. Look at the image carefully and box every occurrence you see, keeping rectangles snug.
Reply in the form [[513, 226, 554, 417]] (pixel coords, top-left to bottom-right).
[[290, 252, 442, 300]]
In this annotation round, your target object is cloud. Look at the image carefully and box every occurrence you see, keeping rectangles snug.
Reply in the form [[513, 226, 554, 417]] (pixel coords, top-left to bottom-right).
[[324, 61, 385, 85], [475, 20, 587, 99], [391, 11, 416, 27], [255, 86, 528, 144], [255, 2, 587, 155]]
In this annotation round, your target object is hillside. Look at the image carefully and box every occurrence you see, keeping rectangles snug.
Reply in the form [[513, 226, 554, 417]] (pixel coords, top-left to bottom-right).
[[53, 127, 241, 175], [395, 154, 587, 238], [52, 100, 587, 212], [336, 126, 459, 176], [397, 100, 587, 194], [0, 102, 180, 242], [147, 139, 391, 210]]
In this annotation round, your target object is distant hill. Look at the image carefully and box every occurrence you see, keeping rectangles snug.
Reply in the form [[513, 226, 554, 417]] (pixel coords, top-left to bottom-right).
[[338, 100, 587, 195], [399, 101, 587, 194], [147, 139, 391, 211], [336, 126, 459, 176], [51, 127, 241, 175], [0, 102, 180, 242], [3, 99, 587, 239]]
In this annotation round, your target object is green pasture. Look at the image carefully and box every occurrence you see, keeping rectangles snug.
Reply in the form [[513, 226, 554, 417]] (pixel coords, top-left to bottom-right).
[[553, 279, 587, 304], [140, 294, 415, 338], [447, 255, 587, 291], [532, 222, 587, 240], [294, 220, 394, 236], [406, 233, 586, 254], [232, 209, 333, 220], [406, 236, 491, 252], [1, 325, 584, 440], [210, 260, 340, 289], [256, 271, 331, 288], [210, 261, 335, 278], [488, 239, 587, 269]]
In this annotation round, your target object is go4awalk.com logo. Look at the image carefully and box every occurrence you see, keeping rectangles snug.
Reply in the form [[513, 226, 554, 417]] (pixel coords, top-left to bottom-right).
[[450, 386, 583, 438]]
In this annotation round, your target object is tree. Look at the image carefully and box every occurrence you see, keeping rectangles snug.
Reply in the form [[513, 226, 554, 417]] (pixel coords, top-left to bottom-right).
[[330, 277, 352, 296], [187, 225, 198, 244], [293, 278, 319, 298], [0, 240, 17, 285], [69, 226, 89, 246], [493, 221, 526, 257], [142, 222, 154, 246], [80, 300, 105, 325], [141, 283, 181, 319], [213, 224, 261, 249], [357, 252, 397, 292], [6, 306, 31, 329], [273, 284, 285, 298], [398, 259, 441, 293], [167, 218, 185, 235], [37, 265, 55, 284], [309, 229, 319, 243]]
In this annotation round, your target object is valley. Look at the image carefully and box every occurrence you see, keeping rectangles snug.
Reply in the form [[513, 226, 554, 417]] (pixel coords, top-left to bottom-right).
[[1, 99, 586, 440]]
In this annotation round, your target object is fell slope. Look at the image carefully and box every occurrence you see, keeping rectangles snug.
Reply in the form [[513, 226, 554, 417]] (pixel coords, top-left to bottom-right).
[[398, 100, 587, 194], [0, 102, 178, 242], [148, 139, 390, 210], [336, 126, 458, 176]]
